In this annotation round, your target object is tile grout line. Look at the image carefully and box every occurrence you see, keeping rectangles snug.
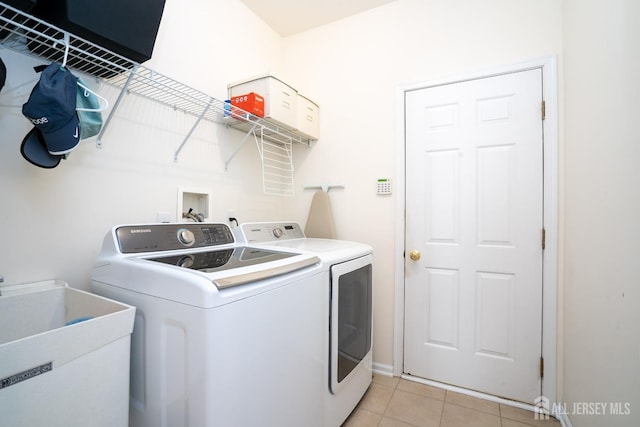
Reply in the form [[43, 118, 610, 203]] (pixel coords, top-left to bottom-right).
[[374, 378, 394, 427], [438, 389, 448, 426]]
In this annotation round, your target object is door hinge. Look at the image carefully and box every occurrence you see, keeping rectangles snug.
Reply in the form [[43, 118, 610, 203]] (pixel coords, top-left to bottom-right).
[[541, 100, 546, 121], [540, 356, 545, 378], [541, 228, 546, 250]]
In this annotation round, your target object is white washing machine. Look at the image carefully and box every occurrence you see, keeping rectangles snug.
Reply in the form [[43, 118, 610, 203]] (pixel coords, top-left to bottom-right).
[[91, 222, 326, 427], [235, 222, 374, 427]]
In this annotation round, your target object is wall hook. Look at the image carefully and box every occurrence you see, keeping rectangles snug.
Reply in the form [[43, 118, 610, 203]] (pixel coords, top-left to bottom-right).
[[303, 184, 345, 193]]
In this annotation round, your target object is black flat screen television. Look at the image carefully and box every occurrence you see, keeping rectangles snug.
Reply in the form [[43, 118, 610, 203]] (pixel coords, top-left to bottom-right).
[[32, 0, 166, 63]]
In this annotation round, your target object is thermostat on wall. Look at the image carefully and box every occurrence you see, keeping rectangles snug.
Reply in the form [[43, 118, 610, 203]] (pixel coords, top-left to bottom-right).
[[376, 177, 392, 195]]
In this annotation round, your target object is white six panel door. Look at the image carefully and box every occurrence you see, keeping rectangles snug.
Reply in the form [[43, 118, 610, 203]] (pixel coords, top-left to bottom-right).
[[404, 69, 544, 403]]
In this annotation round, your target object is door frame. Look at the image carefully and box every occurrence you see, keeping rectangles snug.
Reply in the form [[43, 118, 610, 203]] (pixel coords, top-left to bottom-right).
[[393, 56, 559, 403]]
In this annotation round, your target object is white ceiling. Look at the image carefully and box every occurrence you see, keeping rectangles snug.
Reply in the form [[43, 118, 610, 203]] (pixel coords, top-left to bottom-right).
[[239, 0, 398, 36]]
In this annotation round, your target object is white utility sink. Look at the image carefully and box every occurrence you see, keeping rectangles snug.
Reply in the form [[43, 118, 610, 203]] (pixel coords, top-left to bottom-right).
[[0, 280, 135, 427]]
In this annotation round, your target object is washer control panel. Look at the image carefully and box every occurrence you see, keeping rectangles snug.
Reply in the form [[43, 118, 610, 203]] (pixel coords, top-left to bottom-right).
[[236, 222, 305, 243], [116, 223, 235, 253]]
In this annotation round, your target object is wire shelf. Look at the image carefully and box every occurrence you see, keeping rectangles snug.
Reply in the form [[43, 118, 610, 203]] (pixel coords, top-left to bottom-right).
[[0, 2, 309, 196], [0, 4, 136, 78]]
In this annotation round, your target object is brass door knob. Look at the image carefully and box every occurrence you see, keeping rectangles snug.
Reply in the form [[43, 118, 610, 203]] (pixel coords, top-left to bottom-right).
[[409, 250, 421, 261]]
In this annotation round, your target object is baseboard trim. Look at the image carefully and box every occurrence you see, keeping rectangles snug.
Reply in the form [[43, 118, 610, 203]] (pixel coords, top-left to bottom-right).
[[372, 362, 394, 377]]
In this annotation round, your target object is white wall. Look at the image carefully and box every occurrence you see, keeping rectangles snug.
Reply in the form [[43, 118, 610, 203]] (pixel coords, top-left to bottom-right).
[[562, 1, 640, 425], [0, 0, 286, 288], [281, 1, 640, 424], [282, 0, 563, 372]]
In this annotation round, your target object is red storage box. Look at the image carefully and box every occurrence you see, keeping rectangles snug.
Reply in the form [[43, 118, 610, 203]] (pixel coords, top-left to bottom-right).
[[230, 92, 265, 117]]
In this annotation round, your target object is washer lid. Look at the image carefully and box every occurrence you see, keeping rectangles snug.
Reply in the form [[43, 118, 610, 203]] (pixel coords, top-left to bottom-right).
[[147, 246, 294, 273], [146, 246, 320, 289]]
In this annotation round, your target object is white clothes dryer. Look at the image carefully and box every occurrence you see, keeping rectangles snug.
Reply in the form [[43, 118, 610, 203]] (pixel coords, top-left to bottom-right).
[[235, 222, 374, 427], [91, 222, 326, 427]]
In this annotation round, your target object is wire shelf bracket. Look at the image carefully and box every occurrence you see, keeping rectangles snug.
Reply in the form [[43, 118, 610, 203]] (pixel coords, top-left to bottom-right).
[[224, 122, 260, 171], [174, 96, 214, 161]]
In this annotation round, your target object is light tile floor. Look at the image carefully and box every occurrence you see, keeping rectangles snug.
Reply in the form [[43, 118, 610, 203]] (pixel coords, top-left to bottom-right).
[[342, 374, 562, 427]]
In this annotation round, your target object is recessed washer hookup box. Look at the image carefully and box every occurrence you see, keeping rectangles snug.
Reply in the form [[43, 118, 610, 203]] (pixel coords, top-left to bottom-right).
[[0, 280, 135, 427]]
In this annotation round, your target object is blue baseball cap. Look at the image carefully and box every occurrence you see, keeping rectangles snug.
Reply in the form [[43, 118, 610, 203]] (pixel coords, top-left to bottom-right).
[[20, 128, 63, 169], [22, 63, 80, 155]]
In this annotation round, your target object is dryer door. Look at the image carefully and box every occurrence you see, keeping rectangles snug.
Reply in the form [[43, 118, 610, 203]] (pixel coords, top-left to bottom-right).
[[329, 254, 373, 394]]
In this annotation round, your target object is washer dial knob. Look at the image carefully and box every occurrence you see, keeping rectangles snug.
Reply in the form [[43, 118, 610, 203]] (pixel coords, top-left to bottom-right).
[[177, 228, 195, 246], [177, 255, 195, 268], [272, 227, 284, 238]]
